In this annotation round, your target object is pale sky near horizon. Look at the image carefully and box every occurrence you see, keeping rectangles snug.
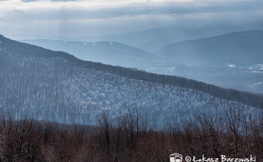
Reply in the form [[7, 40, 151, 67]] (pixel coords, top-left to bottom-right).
[[0, 0, 262, 37]]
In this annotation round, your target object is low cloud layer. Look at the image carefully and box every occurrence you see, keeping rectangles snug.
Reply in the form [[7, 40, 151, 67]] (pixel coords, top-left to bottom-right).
[[0, 0, 262, 37]]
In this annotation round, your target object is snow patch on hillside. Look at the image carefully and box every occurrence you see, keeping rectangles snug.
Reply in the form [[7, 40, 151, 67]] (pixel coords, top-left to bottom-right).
[[228, 64, 235, 68]]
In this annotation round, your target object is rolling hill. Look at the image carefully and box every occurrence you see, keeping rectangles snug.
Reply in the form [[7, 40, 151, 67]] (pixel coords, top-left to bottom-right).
[[155, 30, 263, 67], [22, 39, 168, 69]]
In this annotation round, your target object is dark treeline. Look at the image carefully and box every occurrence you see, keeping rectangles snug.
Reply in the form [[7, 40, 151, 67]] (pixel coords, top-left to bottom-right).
[[0, 34, 262, 108], [1, 107, 263, 161]]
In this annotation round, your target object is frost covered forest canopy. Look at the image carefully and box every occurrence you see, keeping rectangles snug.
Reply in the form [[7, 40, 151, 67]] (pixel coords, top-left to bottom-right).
[[0, 35, 262, 127]]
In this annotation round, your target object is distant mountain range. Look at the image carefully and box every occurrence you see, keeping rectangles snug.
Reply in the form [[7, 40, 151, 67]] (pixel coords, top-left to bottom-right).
[[22, 28, 263, 93], [139, 22, 263, 53], [1, 34, 262, 127], [70, 22, 261, 53], [20, 21, 263, 54], [22, 40, 168, 69], [23, 30, 263, 69], [10, 21, 261, 52]]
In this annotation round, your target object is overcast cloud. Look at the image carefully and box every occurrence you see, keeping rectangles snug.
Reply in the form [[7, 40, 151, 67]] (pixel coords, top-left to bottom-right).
[[0, 0, 262, 37]]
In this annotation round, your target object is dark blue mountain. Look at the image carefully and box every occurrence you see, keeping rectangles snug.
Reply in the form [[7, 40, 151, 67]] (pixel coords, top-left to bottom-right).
[[155, 30, 263, 67]]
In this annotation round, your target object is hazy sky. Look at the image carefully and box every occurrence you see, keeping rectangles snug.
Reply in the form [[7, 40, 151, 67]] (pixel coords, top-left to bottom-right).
[[0, 0, 262, 37]]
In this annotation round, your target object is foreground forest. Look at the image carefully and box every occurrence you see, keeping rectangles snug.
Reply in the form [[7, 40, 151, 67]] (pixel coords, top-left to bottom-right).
[[0, 106, 263, 162]]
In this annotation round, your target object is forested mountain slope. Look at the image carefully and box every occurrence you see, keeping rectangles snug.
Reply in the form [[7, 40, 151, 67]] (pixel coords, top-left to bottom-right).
[[0, 34, 262, 127]]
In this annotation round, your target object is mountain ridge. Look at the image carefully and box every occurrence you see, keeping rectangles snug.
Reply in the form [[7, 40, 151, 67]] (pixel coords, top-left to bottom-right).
[[21, 39, 169, 69], [155, 30, 263, 67]]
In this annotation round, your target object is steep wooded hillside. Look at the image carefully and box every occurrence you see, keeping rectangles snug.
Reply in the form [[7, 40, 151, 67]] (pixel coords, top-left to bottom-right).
[[0, 34, 262, 127]]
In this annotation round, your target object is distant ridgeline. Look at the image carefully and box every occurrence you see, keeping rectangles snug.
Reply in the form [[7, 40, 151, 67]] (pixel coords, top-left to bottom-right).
[[0, 34, 262, 109]]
